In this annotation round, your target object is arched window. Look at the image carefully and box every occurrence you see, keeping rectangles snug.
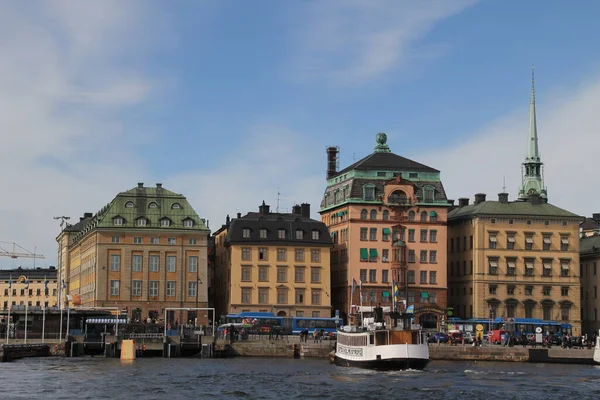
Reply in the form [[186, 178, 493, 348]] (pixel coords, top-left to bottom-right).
[[430, 211, 438, 223], [382, 210, 390, 220], [148, 202, 158, 209], [171, 203, 181, 209], [388, 190, 407, 205], [125, 201, 134, 208], [360, 209, 368, 220], [420, 211, 428, 222], [363, 184, 375, 201], [408, 211, 416, 221], [370, 209, 377, 220]]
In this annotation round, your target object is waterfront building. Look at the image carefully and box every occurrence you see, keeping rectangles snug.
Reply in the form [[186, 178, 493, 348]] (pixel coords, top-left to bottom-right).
[[55, 183, 210, 325], [319, 133, 451, 329], [580, 213, 600, 238], [0, 267, 58, 310], [212, 202, 332, 320], [447, 72, 583, 334], [580, 234, 600, 335]]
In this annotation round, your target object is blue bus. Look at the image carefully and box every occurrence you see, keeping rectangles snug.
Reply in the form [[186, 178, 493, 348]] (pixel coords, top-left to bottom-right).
[[447, 317, 572, 336], [223, 312, 342, 335]]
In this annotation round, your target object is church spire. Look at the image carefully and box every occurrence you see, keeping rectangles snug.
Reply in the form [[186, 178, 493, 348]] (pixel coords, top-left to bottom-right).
[[518, 66, 547, 202]]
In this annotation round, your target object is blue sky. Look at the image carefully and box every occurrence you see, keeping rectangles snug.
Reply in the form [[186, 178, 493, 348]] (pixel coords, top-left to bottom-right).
[[1, 0, 600, 268]]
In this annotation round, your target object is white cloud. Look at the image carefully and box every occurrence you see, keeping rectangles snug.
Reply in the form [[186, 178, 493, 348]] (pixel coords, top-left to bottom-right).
[[421, 75, 600, 218], [289, 0, 477, 84], [0, 2, 162, 268], [168, 125, 327, 231]]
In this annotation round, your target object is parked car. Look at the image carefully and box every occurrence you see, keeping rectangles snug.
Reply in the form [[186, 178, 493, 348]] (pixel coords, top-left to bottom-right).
[[462, 331, 475, 344], [428, 332, 449, 344], [448, 331, 464, 345]]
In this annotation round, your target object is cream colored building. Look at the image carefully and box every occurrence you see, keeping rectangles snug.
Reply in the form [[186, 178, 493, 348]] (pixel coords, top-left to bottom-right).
[[213, 202, 332, 320], [1, 267, 58, 310]]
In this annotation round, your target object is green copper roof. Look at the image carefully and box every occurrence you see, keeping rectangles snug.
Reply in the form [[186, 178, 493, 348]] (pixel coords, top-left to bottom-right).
[[448, 199, 581, 220], [580, 235, 600, 256]]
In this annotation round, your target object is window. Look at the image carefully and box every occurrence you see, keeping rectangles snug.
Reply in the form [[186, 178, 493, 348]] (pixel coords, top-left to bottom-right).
[[296, 311, 304, 317], [488, 258, 498, 275], [295, 249, 304, 262], [382, 228, 390, 241], [311, 267, 321, 283], [110, 254, 120, 271], [188, 281, 197, 297], [113, 218, 123, 226], [429, 250, 437, 264], [148, 202, 158, 209], [507, 285, 515, 295], [133, 237, 142, 244], [161, 219, 171, 227], [132, 280, 142, 296], [408, 250, 415, 263], [489, 233, 497, 249], [450, 238, 454, 253], [311, 290, 321, 305], [561, 287, 569, 296], [383, 210, 390, 220], [543, 235, 551, 251], [188, 256, 198, 273], [359, 248, 368, 262], [189, 238, 197, 245], [277, 289, 287, 304], [137, 219, 147, 227], [507, 259, 516, 276], [543, 304, 552, 320], [277, 267, 287, 283], [278, 229, 286, 239], [149, 281, 159, 297], [543, 286, 551, 296], [430, 230, 437, 243], [369, 269, 377, 283], [428, 271, 436, 284], [420, 229, 428, 242], [111, 236, 120, 243], [151, 237, 159, 245], [132, 255, 142, 272], [277, 248, 286, 262], [408, 291, 415, 303], [369, 210, 377, 220], [360, 228, 367, 241], [166, 281, 176, 297], [166, 256, 176, 272], [542, 259, 552, 276], [429, 292, 437, 304], [525, 285, 533, 296], [242, 266, 251, 281], [295, 267, 305, 282], [295, 230, 304, 240], [408, 211, 415, 221], [420, 250, 428, 263], [258, 248, 268, 261], [363, 185, 375, 201], [560, 260, 570, 277], [243, 228, 250, 238], [260, 229, 267, 239], [420, 211, 427, 222], [561, 305, 570, 321], [184, 219, 194, 228], [259, 266, 268, 282], [370, 228, 377, 241], [525, 234, 533, 250], [420, 271, 427, 284], [489, 285, 497, 295], [242, 247, 251, 261], [167, 237, 176, 245], [312, 311, 321, 318], [311, 230, 320, 240], [382, 249, 389, 262], [408, 270, 415, 284], [507, 234, 515, 249], [360, 209, 368, 220], [560, 236, 569, 251], [311, 249, 321, 262], [423, 187, 435, 203], [382, 270, 389, 283], [125, 201, 134, 208], [295, 290, 305, 304], [408, 229, 415, 242], [149, 255, 159, 272], [259, 288, 269, 304], [525, 258, 534, 276], [110, 280, 120, 296], [360, 269, 367, 283], [241, 288, 251, 304]]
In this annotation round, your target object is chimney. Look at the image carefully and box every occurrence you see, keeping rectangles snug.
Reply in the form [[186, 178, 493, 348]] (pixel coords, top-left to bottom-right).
[[592, 213, 600, 224], [300, 203, 310, 218], [259, 200, 270, 215], [156, 183, 162, 188], [292, 204, 302, 215], [84, 212, 93, 218], [448, 199, 455, 206], [458, 198, 469, 208], [226, 214, 230, 226], [326, 146, 339, 179], [498, 192, 509, 204], [137, 182, 144, 188], [237, 212, 241, 218], [474, 193, 486, 205]]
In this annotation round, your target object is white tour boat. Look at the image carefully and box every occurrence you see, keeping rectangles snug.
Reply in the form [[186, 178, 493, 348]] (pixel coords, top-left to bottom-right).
[[594, 330, 600, 364], [332, 307, 429, 370]]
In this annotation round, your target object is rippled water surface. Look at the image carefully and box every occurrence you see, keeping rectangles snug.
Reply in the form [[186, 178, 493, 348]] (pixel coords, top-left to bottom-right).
[[3, 357, 600, 399]]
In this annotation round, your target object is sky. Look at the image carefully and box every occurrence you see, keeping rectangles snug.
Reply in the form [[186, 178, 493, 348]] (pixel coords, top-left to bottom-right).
[[1, 0, 600, 268]]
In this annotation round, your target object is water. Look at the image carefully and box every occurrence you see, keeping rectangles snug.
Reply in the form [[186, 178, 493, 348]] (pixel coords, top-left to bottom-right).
[[2, 357, 600, 399]]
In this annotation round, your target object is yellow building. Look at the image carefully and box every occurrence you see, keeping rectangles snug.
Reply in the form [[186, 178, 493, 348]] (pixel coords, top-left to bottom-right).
[[56, 183, 210, 325], [580, 235, 600, 335], [213, 202, 332, 319], [1, 267, 58, 310]]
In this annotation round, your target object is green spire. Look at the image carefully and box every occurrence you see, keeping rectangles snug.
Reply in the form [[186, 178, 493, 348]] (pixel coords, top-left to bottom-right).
[[527, 66, 540, 161], [374, 132, 391, 153]]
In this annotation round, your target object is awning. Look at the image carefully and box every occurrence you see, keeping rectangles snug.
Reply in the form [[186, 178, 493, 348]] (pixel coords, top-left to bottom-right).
[[508, 236, 515, 243], [382, 291, 390, 297], [507, 260, 516, 269], [330, 232, 335, 237], [382, 228, 391, 235], [421, 292, 429, 299], [430, 211, 437, 217], [561, 262, 569, 270], [369, 248, 378, 258], [489, 260, 498, 268], [489, 236, 497, 242], [543, 261, 552, 269], [360, 248, 368, 259], [525, 237, 534, 243], [561, 237, 569, 244], [525, 261, 534, 269], [543, 237, 551, 244]]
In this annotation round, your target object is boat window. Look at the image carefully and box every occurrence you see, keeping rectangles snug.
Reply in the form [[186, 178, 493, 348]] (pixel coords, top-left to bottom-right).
[[370, 334, 374, 345]]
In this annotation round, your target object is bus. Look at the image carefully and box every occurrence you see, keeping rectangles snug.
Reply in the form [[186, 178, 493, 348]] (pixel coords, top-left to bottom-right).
[[223, 312, 342, 335], [447, 317, 572, 337]]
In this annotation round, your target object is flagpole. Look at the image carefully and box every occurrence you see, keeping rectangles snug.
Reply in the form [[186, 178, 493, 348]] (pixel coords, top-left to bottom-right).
[[359, 281, 363, 326], [6, 275, 12, 344], [42, 305, 46, 343], [24, 303, 28, 344]]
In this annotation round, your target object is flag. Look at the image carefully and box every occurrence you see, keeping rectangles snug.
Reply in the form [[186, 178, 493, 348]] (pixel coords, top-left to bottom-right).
[[44, 276, 49, 296], [24, 279, 29, 290], [351, 278, 357, 295], [61, 279, 67, 289], [8, 275, 12, 289]]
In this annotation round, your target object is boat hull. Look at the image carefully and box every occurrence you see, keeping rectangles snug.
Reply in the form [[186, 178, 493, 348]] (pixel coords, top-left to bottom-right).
[[334, 354, 429, 371]]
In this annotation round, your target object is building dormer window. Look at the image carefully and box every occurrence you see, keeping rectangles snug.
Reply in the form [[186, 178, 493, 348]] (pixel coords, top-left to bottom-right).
[[148, 202, 158, 209], [295, 230, 304, 240], [260, 228, 268, 239], [243, 228, 251, 238], [171, 203, 181, 209], [333, 191, 339, 203], [388, 190, 408, 205], [160, 219, 171, 227], [113, 217, 123, 226], [360, 209, 368, 220], [363, 184, 375, 201], [278, 229, 286, 239], [311, 230, 320, 240], [125, 201, 134, 208], [423, 186, 435, 203], [183, 219, 194, 228], [136, 218, 147, 227]]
